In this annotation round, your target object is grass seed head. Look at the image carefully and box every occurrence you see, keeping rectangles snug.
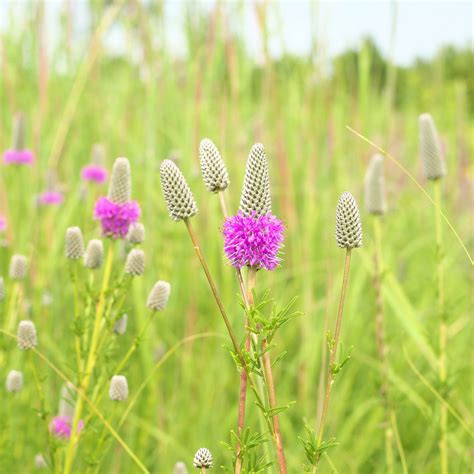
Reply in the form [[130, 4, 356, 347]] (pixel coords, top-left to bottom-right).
[[199, 138, 230, 193], [239, 143, 272, 217], [364, 154, 386, 215], [336, 192, 363, 249], [17, 320, 37, 350], [419, 113, 447, 180], [65, 227, 84, 260], [160, 160, 198, 221]]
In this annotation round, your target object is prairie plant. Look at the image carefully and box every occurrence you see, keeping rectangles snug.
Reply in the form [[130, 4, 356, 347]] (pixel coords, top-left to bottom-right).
[[419, 113, 449, 474]]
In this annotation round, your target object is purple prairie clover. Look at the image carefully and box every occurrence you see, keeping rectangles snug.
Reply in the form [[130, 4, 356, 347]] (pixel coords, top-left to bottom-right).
[[223, 212, 284, 271], [81, 164, 108, 184], [3, 149, 35, 166], [0, 216, 6, 232], [49, 416, 84, 439], [94, 197, 140, 239], [38, 190, 64, 206]]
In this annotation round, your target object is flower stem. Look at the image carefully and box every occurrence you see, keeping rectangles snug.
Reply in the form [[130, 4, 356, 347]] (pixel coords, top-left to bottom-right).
[[5, 281, 20, 332], [63, 244, 114, 474], [69, 261, 84, 376], [434, 180, 448, 474], [315, 249, 352, 472], [372, 216, 395, 474]]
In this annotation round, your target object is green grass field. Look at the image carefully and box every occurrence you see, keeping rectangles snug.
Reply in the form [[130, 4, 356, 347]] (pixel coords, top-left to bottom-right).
[[0, 2, 472, 473]]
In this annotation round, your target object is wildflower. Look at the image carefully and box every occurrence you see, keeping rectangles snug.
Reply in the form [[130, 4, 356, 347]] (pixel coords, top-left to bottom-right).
[[335, 192, 363, 249], [109, 375, 129, 401], [193, 448, 212, 469], [65, 227, 84, 260], [6, 370, 23, 392], [199, 138, 230, 193], [223, 212, 284, 270], [38, 190, 64, 206], [49, 416, 84, 439], [3, 114, 35, 166], [239, 143, 271, 217], [126, 222, 145, 244], [81, 164, 108, 184], [113, 314, 128, 335], [160, 160, 198, 221], [0, 216, 6, 232], [173, 462, 189, 474], [146, 281, 171, 311], [364, 154, 386, 215], [17, 320, 37, 350], [84, 239, 104, 269], [9, 254, 28, 280], [94, 158, 140, 238], [419, 113, 447, 180], [124, 248, 145, 276]]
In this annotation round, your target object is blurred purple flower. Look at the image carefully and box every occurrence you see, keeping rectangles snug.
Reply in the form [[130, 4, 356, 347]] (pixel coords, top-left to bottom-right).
[[81, 164, 108, 184], [94, 197, 140, 239], [38, 191, 64, 206], [0, 216, 6, 232], [3, 149, 35, 166], [223, 212, 284, 271], [49, 416, 84, 439]]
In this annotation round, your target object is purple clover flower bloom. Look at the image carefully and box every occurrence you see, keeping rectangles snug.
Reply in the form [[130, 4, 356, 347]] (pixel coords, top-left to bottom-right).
[[0, 216, 6, 232], [3, 149, 35, 165], [81, 164, 108, 184], [94, 197, 140, 239], [223, 212, 284, 271], [38, 191, 64, 206], [49, 416, 84, 439]]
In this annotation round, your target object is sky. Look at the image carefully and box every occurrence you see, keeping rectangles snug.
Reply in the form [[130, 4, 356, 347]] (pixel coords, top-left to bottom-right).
[[1, 1, 472, 66]]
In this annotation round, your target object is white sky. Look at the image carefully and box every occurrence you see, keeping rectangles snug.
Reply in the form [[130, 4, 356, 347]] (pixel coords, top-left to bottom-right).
[[1, 1, 472, 66]]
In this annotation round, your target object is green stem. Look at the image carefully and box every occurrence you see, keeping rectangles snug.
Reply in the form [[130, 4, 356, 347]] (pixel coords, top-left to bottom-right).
[[69, 261, 84, 376], [434, 180, 448, 474], [63, 245, 114, 474], [5, 281, 20, 332]]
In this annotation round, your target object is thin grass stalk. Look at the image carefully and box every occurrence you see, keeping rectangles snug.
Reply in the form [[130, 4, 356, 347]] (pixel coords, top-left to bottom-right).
[[434, 180, 448, 474], [69, 261, 84, 375], [63, 245, 114, 474], [5, 281, 20, 332], [372, 216, 395, 473], [314, 249, 352, 473]]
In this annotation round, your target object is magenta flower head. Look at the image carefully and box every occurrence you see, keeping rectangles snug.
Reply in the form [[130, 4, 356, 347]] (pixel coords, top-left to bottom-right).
[[0, 216, 6, 232], [3, 113, 35, 166], [81, 164, 108, 184], [38, 190, 64, 206], [49, 416, 84, 439], [94, 158, 140, 239], [223, 212, 284, 270]]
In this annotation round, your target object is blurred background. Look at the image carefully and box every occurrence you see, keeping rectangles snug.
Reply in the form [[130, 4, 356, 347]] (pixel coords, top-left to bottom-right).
[[0, 1, 472, 473]]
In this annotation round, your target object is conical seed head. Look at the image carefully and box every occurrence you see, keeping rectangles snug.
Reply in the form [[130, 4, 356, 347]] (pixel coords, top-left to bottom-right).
[[9, 254, 28, 280], [124, 248, 145, 276], [126, 222, 145, 244], [199, 138, 230, 193], [364, 154, 386, 215], [0, 277, 5, 301], [173, 461, 188, 474], [146, 280, 171, 311], [108, 157, 131, 204], [84, 239, 104, 269], [160, 160, 198, 221], [335, 192, 363, 249], [13, 113, 25, 150], [17, 320, 37, 350], [239, 143, 272, 216], [65, 227, 84, 260], [59, 382, 75, 418], [34, 454, 47, 469], [193, 448, 213, 469], [109, 375, 129, 401], [6, 370, 23, 392], [419, 113, 447, 180], [113, 314, 128, 335]]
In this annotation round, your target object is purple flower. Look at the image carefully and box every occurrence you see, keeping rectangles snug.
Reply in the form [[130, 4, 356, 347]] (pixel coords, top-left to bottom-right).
[[0, 216, 6, 232], [94, 197, 140, 239], [38, 191, 64, 206], [223, 212, 284, 271], [81, 164, 108, 184], [49, 416, 84, 439], [3, 149, 35, 165]]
